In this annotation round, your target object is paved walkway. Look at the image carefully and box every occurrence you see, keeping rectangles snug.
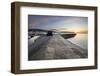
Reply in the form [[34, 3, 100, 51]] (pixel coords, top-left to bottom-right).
[[28, 34, 87, 60]]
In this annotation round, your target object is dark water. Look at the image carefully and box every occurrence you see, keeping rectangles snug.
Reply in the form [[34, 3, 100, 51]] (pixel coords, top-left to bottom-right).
[[68, 34, 88, 50]]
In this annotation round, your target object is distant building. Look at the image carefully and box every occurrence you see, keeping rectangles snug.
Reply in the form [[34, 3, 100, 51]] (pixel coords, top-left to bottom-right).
[[47, 31, 53, 36]]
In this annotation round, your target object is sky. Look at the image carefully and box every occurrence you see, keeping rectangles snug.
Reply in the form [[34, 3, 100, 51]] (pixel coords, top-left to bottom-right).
[[28, 15, 88, 33]]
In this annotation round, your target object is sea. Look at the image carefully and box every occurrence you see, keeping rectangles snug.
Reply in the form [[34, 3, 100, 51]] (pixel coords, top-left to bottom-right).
[[68, 34, 88, 50]]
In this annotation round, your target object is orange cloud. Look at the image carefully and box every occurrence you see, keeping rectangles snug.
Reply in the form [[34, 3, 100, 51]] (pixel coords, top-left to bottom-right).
[[57, 27, 88, 34]]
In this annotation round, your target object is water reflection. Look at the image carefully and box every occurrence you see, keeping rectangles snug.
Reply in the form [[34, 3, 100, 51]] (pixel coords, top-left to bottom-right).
[[68, 34, 88, 49]]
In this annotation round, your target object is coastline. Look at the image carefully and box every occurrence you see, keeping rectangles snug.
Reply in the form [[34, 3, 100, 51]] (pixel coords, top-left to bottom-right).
[[28, 34, 88, 60]]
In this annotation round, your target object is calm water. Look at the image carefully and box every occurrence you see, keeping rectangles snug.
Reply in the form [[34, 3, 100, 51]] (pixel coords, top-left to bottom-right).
[[68, 34, 88, 49]]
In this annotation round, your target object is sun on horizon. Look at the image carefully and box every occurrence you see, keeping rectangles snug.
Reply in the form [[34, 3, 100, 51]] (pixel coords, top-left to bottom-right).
[[56, 27, 88, 34]]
